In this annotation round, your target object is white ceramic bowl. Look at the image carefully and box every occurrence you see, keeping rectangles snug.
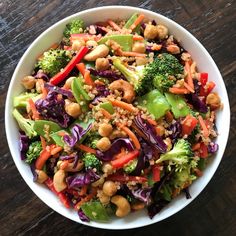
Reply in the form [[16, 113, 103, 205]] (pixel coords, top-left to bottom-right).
[[5, 6, 230, 229]]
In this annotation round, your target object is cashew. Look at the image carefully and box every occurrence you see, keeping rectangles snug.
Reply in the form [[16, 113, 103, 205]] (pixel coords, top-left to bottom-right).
[[97, 189, 110, 205], [86, 40, 98, 48], [166, 44, 180, 54], [63, 159, 84, 172], [35, 169, 48, 184], [111, 195, 131, 217], [156, 24, 168, 39], [206, 92, 221, 110], [84, 44, 109, 61], [131, 202, 145, 211], [132, 42, 146, 53], [109, 129, 127, 140], [109, 79, 135, 103], [102, 181, 117, 196], [21, 76, 36, 90], [96, 137, 111, 152], [95, 58, 110, 71], [92, 176, 105, 187], [98, 123, 113, 137], [64, 77, 74, 89], [53, 169, 67, 192], [144, 24, 159, 40]]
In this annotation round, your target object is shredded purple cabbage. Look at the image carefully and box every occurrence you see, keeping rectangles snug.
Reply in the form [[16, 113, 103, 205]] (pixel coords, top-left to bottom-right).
[[30, 163, 38, 182], [208, 142, 218, 153], [96, 138, 134, 161], [186, 93, 208, 113], [88, 68, 125, 81], [60, 155, 75, 161], [168, 120, 182, 142], [91, 85, 110, 105], [193, 79, 200, 94], [134, 115, 167, 153], [132, 188, 152, 205], [44, 83, 73, 98], [67, 169, 100, 189], [183, 188, 191, 199], [64, 123, 92, 147], [34, 71, 49, 81], [19, 132, 29, 160], [35, 91, 71, 128], [78, 209, 90, 222]]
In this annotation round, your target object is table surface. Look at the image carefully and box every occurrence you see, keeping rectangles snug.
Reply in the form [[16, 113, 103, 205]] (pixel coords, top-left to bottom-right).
[[1, 0, 235, 235]]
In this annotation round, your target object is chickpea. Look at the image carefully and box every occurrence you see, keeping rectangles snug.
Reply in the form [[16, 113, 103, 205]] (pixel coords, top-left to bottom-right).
[[86, 40, 98, 48], [156, 24, 168, 39], [109, 129, 127, 140], [111, 195, 131, 217], [35, 80, 42, 93], [136, 57, 149, 66], [166, 44, 180, 54], [97, 190, 110, 205], [144, 24, 159, 40], [206, 92, 221, 110], [132, 42, 146, 53], [35, 169, 48, 184], [96, 137, 111, 152], [21, 75, 36, 90], [95, 58, 110, 71], [102, 163, 113, 175], [72, 40, 85, 51], [65, 99, 81, 118], [98, 123, 113, 137], [64, 77, 75, 89], [103, 181, 117, 197]]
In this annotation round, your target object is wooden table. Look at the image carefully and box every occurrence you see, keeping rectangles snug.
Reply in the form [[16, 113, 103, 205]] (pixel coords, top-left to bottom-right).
[[1, 0, 235, 235]]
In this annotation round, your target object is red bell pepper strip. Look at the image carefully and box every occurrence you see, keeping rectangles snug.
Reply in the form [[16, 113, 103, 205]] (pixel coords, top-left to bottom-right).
[[111, 149, 139, 169], [199, 142, 208, 158], [199, 81, 216, 97], [44, 178, 70, 208], [199, 72, 208, 86], [181, 115, 198, 136], [35, 148, 52, 170], [50, 46, 89, 85], [152, 165, 161, 182], [107, 173, 147, 183]]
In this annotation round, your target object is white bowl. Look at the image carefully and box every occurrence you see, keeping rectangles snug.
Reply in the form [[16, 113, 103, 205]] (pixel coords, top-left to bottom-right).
[[5, 6, 230, 230]]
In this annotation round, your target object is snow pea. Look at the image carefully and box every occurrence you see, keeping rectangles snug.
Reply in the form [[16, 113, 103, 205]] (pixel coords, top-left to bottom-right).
[[50, 131, 66, 147], [99, 101, 114, 114], [124, 13, 141, 34]]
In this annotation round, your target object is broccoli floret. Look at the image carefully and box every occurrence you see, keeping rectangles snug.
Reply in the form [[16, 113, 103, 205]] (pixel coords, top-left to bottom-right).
[[83, 153, 101, 171], [26, 141, 42, 164], [156, 139, 193, 171], [12, 109, 37, 138], [83, 131, 100, 149], [123, 159, 138, 174], [63, 19, 85, 38], [37, 49, 71, 77], [113, 53, 183, 95], [13, 92, 38, 108]]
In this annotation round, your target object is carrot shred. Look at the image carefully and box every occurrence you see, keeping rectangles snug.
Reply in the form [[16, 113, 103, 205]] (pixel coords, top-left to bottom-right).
[[84, 70, 95, 87], [192, 143, 201, 151], [117, 48, 146, 57], [147, 118, 157, 126], [57, 131, 67, 137], [76, 63, 86, 76], [75, 188, 97, 209], [194, 168, 203, 177], [77, 144, 97, 154], [169, 87, 190, 94], [40, 136, 47, 150], [117, 123, 141, 150], [107, 19, 122, 32], [133, 35, 144, 41], [50, 146, 63, 155], [165, 111, 174, 123], [28, 98, 40, 120], [129, 14, 145, 31], [60, 160, 69, 170], [100, 108, 112, 120], [185, 61, 194, 89], [184, 82, 195, 93], [79, 185, 88, 196], [198, 115, 209, 137], [110, 99, 137, 112]]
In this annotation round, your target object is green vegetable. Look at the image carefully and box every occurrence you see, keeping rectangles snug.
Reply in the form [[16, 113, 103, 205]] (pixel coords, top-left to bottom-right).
[[138, 89, 170, 119], [37, 49, 71, 77], [165, 93, 190, 118], [156, 139, 193, 172], [99, 102, 114, 114], [50, 131, 66, 147], [81, 201, 110, 222], [160, 184, 172, 201], [72, 77, 91, 101], [124, 13, 141, 34], [153, 74, 176, 92], [33, 120, 61, 139], [197, 158, 206, 171], [63, 19, 85, 38], [26, 141, 42, 164], [83, 153, 101, 171], [13, 93, 38, 108], [98, 35, 133, 51], [123, 159, 138, 174], [12, 109, 37, 138]]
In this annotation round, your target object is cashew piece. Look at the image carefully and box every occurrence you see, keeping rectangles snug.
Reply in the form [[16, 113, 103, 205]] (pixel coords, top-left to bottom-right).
[[111, 195, 131, 217], [53, 169, 67, 192], [102, 181, 117, 196], [109, 79, 135, 103], [35, 169, 48, 184], [63, 159, 84, 172], [84, 44, 109, 61]]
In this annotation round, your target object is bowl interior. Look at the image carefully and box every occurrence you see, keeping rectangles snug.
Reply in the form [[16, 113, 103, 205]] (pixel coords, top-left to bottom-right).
[[5, 6, 230, 229]]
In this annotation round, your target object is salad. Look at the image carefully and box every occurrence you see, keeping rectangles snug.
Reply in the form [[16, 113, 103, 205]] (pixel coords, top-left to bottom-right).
[[13, 13, 222, 222]]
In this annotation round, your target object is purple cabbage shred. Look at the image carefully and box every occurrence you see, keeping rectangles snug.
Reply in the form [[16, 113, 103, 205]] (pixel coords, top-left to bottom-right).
[[19, 132, 29, 160], [44, 83, 73, 98], [78, 209, 90, 222], [132, 188, 152, 205], [88, 68, 126, 81], [208, 142, 218, 153]]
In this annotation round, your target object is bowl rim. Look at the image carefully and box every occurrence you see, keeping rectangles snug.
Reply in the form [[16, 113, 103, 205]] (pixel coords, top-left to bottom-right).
[[5, 5, 230, 230]]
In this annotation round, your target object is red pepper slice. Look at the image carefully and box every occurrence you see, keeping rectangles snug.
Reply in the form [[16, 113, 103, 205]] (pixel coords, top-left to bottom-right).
[[50, 46, 89, 85], [199, 142, 208, 158], [152, 165, 161, 182], [44, 178, 70, 208], [199, 81, 216, 97], [107, 173, 147, 183], [111, 149, 139, 169], [199, 72, 208, 86], [35, 148, 52, 170], [181, 115, 198, 136]]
